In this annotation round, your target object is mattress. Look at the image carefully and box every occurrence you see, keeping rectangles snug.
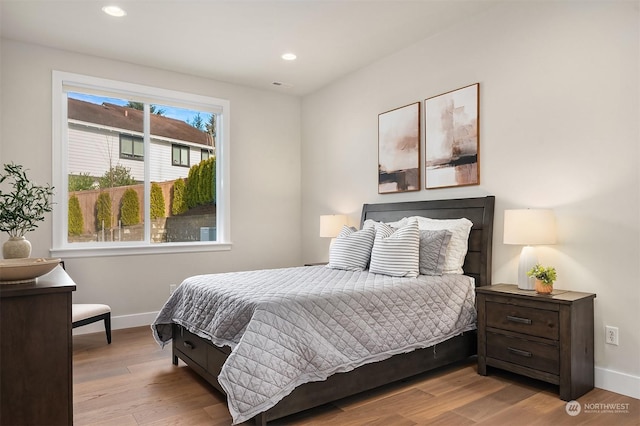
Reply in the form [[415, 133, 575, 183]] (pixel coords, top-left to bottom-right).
[[152, 265, 476, 424]]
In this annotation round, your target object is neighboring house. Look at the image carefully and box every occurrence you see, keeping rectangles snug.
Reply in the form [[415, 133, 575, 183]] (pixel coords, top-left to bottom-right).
[[67, 98, 214, 182]]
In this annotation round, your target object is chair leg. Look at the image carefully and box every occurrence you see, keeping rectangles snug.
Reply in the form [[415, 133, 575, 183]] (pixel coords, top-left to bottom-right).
[[104, 314, 112, 344]]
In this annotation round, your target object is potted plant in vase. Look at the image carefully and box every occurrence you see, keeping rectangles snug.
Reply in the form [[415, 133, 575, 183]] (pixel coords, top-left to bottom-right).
[[527, 264, 557, 294], [0, 163, 54, 259]]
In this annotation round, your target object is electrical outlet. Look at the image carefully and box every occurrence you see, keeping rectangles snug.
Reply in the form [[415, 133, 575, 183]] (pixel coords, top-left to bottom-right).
[[169, 284, 177, 295], [605, 326, 619, 345]]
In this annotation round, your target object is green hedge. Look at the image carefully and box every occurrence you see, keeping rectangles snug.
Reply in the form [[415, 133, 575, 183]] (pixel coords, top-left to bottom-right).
[[150, 182, 165, 219], [96, 192, 112, 230], [171, 178, 187, 215], [120, 188, 140, 226], [185, 157, 215, 209], [68, 195, 84, 236]]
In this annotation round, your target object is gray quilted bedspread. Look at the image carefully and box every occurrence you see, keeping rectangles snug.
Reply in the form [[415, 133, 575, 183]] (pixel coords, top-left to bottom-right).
[[152, 265, 476, 424]]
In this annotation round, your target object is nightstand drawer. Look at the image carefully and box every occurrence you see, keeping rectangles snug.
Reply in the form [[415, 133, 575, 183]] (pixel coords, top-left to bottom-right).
[[486, 301, 558, 340], [487, 332, 559, 375]]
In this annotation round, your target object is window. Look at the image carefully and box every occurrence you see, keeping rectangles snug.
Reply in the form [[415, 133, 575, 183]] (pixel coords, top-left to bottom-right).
[[52, 71, 230, 257], [172, 144, 190, 167], [201, 149, 213, 161], [120, 135, 144, 160]]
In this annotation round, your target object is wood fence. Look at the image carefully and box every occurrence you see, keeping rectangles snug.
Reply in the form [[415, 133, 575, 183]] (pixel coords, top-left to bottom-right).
[[69, 180, 175, 235]]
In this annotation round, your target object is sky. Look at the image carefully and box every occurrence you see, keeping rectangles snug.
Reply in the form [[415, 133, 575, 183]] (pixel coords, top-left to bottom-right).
[[68, 92, 212, 126]]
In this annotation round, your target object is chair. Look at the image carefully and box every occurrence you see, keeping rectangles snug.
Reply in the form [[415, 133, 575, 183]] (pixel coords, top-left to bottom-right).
[[72, 304, 112, 344]]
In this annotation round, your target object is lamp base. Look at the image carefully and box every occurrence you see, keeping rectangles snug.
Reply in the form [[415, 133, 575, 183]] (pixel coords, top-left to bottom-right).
[[517, 246, 538, 291]]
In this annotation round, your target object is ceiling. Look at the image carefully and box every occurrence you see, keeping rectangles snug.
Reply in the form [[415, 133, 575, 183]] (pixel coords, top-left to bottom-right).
[[1, 1, 500, 96]]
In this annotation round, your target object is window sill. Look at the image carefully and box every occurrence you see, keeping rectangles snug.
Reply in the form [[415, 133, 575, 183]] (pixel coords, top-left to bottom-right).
[[50, 242, 232, 258]]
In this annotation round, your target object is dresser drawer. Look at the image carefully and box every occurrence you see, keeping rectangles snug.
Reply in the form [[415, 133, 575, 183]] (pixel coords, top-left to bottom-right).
[[487, 332, 559, 375], [486, 301, 559, 340], [174, 327, 208, 367]]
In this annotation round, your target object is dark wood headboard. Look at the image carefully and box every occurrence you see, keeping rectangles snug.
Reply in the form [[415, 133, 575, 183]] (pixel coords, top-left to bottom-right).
[[360, 196, 495, 287]]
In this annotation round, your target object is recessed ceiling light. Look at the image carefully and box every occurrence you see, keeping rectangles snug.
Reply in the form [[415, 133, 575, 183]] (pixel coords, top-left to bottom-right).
[[102, 5, 127, 17], [281, 53, 297, 61]]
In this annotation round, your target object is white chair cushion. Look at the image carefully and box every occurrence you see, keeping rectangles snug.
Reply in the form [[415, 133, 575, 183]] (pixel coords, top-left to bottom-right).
[[72, 303, 111, 322]]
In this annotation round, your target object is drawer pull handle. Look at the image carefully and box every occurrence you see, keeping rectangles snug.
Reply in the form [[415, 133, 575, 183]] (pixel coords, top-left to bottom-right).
[[508, 347, 532, 357], [506, 315, 532, 325], [183, 341, 195, 350]]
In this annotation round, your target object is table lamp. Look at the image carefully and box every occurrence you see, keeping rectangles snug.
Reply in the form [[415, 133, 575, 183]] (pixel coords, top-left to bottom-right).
[[504, 209, 556, 290], [319, 214, 348, 247]]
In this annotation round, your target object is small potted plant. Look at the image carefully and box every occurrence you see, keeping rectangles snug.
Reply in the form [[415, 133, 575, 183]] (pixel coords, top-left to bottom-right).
[[0, 163, 54, 259], [527, 264, 557, 294]]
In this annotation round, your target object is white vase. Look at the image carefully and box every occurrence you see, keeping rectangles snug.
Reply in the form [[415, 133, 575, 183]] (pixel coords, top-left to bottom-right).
[[3, 236, 32, 259]]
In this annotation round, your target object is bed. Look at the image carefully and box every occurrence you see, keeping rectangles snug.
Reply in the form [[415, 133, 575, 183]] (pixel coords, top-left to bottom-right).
[[153, 195, 495, 424]]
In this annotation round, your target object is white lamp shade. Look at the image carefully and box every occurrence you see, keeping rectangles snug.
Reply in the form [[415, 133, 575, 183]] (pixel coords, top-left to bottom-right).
[[504, 209, 556, 291], [503, 209, 557, 245], [319, 214, 348, 238]]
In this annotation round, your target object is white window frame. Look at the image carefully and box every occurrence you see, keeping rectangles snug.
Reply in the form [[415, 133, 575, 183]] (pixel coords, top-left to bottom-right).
[[51, 71, 231, 257]]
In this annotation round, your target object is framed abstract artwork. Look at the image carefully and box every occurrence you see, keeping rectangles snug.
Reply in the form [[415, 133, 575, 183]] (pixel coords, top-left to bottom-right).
[[378, 102, 420, 194], [425, 83, 479, 189]]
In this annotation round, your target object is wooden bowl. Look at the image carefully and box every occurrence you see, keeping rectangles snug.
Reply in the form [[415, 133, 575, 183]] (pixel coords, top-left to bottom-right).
[[0, 258, 61, 284]]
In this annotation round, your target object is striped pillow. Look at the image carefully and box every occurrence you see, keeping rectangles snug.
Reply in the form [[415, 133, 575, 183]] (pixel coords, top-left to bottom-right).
[[328, 225, 375, 271], [369, 220, 420, 277]]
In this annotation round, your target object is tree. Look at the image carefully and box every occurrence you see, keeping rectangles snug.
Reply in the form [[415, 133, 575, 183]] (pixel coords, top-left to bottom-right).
[[184, 157, 215, 209], [120, 188, 140, 226], [185, 165, 199, 209], [98, 165, 136, 189], [171, 178, 187, 215], [189, 113, 205, 130], [198, 157, 215, 204], [150, 183, 165, 219], [68, 195, 84, 236], [124, 101, 166, 116], [68, 173, 96, 192], [96, 192, 112, 230], [206, 113, 217, 146]]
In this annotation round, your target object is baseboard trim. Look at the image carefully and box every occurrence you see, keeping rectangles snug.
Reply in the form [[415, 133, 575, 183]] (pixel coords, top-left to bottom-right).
[[72, 311, 159, 336], [595, 366, 640, 400]]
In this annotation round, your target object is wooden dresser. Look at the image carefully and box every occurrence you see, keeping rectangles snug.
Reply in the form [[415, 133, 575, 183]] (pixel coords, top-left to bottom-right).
[[477, 284, 596, 401], [0, 265, 76, 425]]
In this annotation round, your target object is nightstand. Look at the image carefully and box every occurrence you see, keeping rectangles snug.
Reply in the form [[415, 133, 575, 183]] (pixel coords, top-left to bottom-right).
[[476, 284, 596, 401]]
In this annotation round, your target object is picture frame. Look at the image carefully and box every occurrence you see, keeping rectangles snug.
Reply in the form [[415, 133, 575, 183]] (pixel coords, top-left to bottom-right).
[[378, 102, 421, 194], [425, 83, 479, 189]]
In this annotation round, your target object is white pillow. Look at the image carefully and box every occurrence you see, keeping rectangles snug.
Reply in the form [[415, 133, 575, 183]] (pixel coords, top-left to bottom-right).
[[412, 216, 473, 274], [328, 225, 375, 271], [369, 220, 420, 278]]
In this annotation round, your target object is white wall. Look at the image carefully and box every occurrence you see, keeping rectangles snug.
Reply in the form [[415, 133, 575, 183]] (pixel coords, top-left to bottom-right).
[[301, 1, 639, 397], [0, 40, 302, 320]]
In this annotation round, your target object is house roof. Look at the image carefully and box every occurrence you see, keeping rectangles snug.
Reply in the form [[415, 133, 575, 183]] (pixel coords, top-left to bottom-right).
[[68, 98, 213, 147]]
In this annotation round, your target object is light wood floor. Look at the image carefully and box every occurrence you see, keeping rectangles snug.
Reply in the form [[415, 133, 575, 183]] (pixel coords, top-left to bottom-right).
[[73, 327, 639, 425]]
